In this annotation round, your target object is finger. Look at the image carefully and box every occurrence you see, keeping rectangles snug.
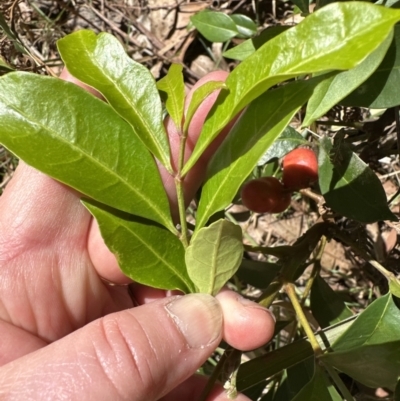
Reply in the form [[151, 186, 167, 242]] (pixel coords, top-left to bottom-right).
[[80, 69, 234, 284], [0, 294, 223, 401], [216, 289, 275, 351], [128, 285, 275, 352]]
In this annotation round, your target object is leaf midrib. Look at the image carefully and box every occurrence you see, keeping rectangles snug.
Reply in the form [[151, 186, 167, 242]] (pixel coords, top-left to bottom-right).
[[81, 39, 168, 165], [1, 97, 170, 227]]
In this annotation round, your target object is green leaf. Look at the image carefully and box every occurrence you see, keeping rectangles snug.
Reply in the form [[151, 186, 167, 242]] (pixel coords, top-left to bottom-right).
[[183, 2, 400, 176], [236, 259, 280, 289], [257, 126, 308, 166], [195, 76, 324, 230], [223, 26, 289, 61], [290, 365, 334, 401], [156, 63, 185, 131], [310, 275, 353, 329], [318, 136, 397, 223], [83, 200, 195, 293], [0, 11, 17, 40], [183, 80, 227, 134], [291, 0, 310, 15], [342, 25, 400, 108], [322, 293, 400, 390], [230, 14, 257, 39], [190, 10, 238, 42], [390, 277, 400, 298], [237, 316, 356, 391], [273, 357, 315, 401], [0, 72, 175, 232], [185, 219, 243, 295], [0, 55, 13, 71], [304, 30, 394, 126], [395, 379, 400, 401], [57, 30, 172, 172]]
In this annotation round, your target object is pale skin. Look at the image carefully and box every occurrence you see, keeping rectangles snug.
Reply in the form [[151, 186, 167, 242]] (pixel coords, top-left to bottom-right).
[[0, 69, 275, 400]]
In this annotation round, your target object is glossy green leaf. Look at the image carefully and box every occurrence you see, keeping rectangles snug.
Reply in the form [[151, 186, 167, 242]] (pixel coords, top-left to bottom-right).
[[342, 25, 400, 108], [237, 316, 356, 391], [156, 63, 185, 131], [291, 0, 310, 14], [257, 126, 308, 166], [318, 136, 397, 223], [395, 379, 400, 401], [196, 77, 324, 230], [377, 0, 400, 7], [0, 72, 175, 232], [223, 26, 289, 61], [183, 81, 226, 134], [390, 277, 400, 298], [304, 31, 393, 126], [83, 201, 195, 293], [311, 275, 353, 329], [236, 259, 280, 289], [190, 10, 238, 42], [185, 219, 243, 295], [0, 11, 17, 40], [290, 365, 334, 401], [0, 55, 13, 71], [57, 30, 172, 172], [273, 357, 315, 401], [183, 2, 400, 175], [322, 293, 400, 390], [230, 14, 257, 39]]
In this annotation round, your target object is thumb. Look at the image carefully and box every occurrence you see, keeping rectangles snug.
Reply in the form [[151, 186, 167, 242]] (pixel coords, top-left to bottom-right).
[[0, 294, 223, 401]]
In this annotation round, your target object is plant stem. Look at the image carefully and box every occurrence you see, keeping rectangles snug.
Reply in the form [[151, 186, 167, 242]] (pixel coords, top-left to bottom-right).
[[300, 236, 326, 305], [175, 176, 188, 247], [284, 282, 323, 356], [175, 126, 189, 247], [322, 361, 355, 401], [198, 347, 242, 401]]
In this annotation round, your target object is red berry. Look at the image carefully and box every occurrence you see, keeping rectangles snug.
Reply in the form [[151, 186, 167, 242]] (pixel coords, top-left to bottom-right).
[[241, 177, 291, 214], [282, 148, 318, 190]]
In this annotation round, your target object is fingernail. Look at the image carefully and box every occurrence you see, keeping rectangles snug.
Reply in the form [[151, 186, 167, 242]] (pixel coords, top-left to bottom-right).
[[238, 296, 276, 323], [165, 294, 222, 349]]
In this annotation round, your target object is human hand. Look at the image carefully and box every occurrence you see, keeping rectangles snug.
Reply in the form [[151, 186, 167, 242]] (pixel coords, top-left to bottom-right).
[[0, 69, 275, 400]]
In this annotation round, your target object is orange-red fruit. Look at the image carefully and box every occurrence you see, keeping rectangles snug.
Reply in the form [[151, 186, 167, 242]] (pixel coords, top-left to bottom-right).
[[241, 177, 291, 214], [282, 148, 318, 190]]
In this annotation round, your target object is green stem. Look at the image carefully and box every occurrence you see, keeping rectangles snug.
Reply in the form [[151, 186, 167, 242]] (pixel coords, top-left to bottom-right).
[[175, 127, 189, 247], [285, 283, 323, 356], [322, 362, 355, 401], [300, 236, 326, 305]]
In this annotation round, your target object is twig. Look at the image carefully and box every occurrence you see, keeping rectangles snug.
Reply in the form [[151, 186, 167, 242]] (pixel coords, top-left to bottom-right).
[[284, 282, 323, 355]]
